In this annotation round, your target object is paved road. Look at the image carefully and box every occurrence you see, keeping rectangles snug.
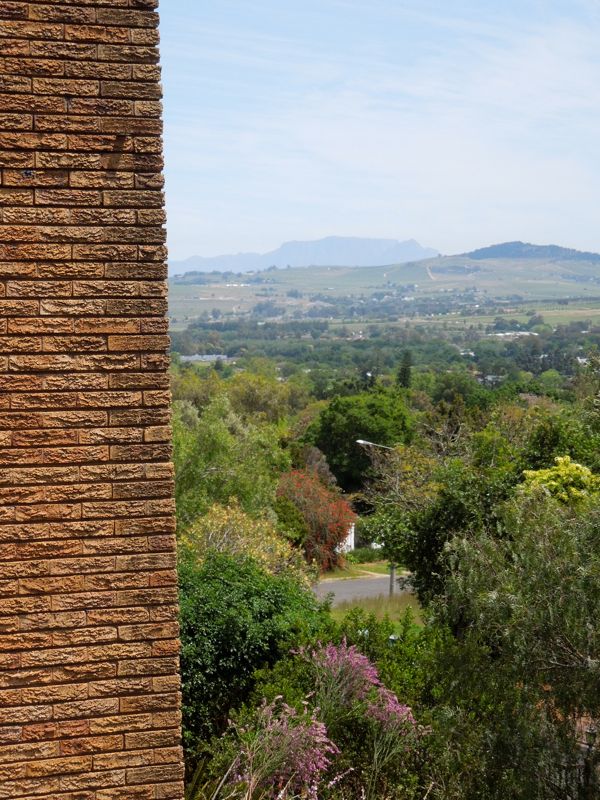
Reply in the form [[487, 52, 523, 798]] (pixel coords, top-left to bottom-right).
[[314, 575, 393, 605]]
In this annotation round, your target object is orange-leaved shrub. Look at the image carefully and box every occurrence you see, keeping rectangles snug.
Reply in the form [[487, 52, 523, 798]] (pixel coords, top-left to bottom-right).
[[277, 469, 356, 572]]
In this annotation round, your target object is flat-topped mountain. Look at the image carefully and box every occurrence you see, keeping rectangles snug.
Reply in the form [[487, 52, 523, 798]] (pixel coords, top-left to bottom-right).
[[169, 236, 438, 275]]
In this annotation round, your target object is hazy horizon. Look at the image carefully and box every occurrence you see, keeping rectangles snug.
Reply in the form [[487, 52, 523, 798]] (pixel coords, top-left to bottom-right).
[[161, 1, 600, 261]]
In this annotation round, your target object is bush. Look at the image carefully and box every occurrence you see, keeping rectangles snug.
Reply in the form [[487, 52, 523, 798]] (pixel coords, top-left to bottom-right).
[[346, 546, 382, 564], [173, 395, 289, 528], [249, 639, 419, 800], [274, 495, 309, 547], [178, 551, 328, 768], [227, 699, 339, 799], [182, 501, 312, 586], [521, 455, 600, 504], [277, 470, 356, 572]]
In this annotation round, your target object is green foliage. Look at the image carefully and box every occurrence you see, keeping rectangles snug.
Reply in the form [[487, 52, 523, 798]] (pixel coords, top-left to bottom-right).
[[432, 370, 490, 409], [173, 395, 290, 528], [169, 308, 600, 798], [309, 389, 412, 490], [181, 502, 312, 586], [522, 455, 600, 504], [273, 495, 309, 547], [397, 349, 413, 389], [406, 493, 600, 799], [358, 508, 409, 566], [471, 424, 521, 478], [441, 495, 600, 720], [524, 407, 600, 471], [250, 635, 420, 800], [227, 371, 304, 422], [345, 546, 382, 564], [384, 459, 513, 605], [171, 365, 223, 411], [179, 551, 328, 767]]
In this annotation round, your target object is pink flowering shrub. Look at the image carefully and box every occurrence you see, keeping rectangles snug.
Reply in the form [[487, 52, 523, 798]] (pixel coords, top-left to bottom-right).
[[307, 640, 419, 799], [309, 640, 416, 737], [367, 686, 415, 732], [231, 697, 339, 799], [214, 642, 419, 800]]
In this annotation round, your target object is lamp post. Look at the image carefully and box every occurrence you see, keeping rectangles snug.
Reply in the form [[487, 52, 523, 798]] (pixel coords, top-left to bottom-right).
[[356, 439, 394, 450], [356, 438, 397, 596], [584, 723, 597, 799]]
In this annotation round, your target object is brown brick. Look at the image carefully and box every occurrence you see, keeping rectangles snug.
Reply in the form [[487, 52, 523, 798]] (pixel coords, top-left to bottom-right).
[[0, 149, 34, 167], [0, 93, 65, 113], [0, 56, 64, 77], [126, 764, 183, 785], [98, 44, 157, 63], [30, 41, 97, 60], [96, 788, 153, 800], [0, 131, 66, 149], [60, 734, 124, 756], [0, 4, 28, 21], [96, 8, 157, 27], [0, 187, 33, 205], [36, 188, 102, 206], [28, 5, 96, 24], [0, 38, 30, 56], [65, 24, 131, 43], [155, 783, 185, 800], [124, 729, 179, 750], [40, 299, 106, 315]]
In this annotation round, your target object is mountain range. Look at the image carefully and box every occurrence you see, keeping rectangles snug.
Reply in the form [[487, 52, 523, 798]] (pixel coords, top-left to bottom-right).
[[168, 236, 439, 275]]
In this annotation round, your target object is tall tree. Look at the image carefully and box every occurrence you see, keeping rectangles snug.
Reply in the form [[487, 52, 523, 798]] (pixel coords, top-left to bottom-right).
[[397, 349, 413, 389]]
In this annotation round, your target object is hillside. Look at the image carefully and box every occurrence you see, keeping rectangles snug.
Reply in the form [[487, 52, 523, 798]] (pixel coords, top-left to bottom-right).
[[463, 241, 600, 262], [168, 241, 600, 328]]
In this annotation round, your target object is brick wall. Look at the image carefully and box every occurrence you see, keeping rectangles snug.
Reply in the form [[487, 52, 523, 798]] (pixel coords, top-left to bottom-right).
[[0, 1, 185, 798]]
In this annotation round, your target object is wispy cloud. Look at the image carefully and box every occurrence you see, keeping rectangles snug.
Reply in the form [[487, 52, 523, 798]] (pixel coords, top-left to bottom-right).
[[161, 1, 600, 258]]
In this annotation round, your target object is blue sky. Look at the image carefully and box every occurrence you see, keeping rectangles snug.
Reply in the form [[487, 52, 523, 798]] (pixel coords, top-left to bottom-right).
[[160, 1, 600, 260]]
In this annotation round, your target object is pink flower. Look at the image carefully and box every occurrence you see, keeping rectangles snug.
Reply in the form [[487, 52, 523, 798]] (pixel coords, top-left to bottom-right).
[[233, 699, 339, 799], [367, 687, 416, 732], [312, 639, 381, 703]]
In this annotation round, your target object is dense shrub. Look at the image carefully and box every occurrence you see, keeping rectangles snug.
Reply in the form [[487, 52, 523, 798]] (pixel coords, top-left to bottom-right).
[[274, 495, 310, 547], [246, 637, 419, 800], [345, 546, 382, 564], [178, 551, 328, 768]]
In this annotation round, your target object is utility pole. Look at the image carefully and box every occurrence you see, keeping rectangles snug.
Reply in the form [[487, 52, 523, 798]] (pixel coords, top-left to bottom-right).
[[356, 439, 397, 596]]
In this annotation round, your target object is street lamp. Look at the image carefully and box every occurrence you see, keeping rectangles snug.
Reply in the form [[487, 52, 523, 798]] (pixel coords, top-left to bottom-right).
[[356, 438, 397, 596], [584, 723, 597, 799], [356, 439, 394, 450]]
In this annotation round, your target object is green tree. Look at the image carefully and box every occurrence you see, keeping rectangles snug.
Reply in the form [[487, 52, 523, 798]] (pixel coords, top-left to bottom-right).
[[397, 349, 413, 389], [308, 389, 412, 490], [425, 494, 600, 798], [173, 395, 289, 528], [521, 455, 600, 505], [227, 372, 293, 422], [182, 502, 311, 586]]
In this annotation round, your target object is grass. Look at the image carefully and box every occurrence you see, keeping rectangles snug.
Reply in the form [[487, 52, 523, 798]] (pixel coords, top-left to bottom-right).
[[330, 593, 423, 627], [324, 560, 391, 579]]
